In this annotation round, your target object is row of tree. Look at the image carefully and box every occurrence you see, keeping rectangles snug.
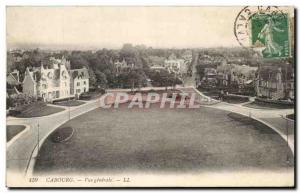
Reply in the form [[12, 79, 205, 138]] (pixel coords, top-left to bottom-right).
[[8, 44, 188, 89]]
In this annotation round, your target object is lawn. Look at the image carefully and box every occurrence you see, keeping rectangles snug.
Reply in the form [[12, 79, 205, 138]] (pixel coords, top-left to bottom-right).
[[34, 103, 293, 175], [54, 100, 85, 107], [222, 95, 249, 104], [244, 101, 294, 109], [10, 101, 64, 118], [79, 90, 104, 100], [7, 125, 26, 142]]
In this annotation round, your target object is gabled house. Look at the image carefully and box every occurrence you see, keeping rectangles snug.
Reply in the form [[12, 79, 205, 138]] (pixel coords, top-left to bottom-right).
[[256, 67, 294, 100], [164, 54, 187, 75], [201, 68, 217, 86], [70, 67, 89, 96], [7, 69, 20, 86], [114, 59, 135, 74], [23, 57, 71, 102], [7, 69, 21, 97], [256, 67, 293, 100]]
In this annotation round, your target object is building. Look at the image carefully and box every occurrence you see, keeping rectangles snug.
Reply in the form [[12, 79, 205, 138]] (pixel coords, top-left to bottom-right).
[[114, 59, 135, 73], [23, 57, 72, 102], [7, 69, 21, 98], [70, 67, 89, 96], [164, 54, 187, 75], [201, 68, 218, 86], [216, 64, 257, 87], [182, 50, 193, 62], [256, 67, 294, 100], [7, 69, 20, 87]]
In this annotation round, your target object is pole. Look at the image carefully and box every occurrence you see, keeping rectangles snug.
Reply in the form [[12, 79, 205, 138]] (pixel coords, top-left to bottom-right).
[[37, 122, 39, 153], [68, 97, 71, 120], [286, 116, 289, 163], [37, 103, 41, 155]]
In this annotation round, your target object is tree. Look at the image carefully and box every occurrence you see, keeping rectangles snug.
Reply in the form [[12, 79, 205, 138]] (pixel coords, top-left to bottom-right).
[[88, 68, 97, 88], [95, 70, 108, 88]]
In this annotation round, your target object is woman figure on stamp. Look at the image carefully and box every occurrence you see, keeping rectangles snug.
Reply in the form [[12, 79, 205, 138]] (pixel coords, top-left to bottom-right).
[[258, 17, 284, 57]]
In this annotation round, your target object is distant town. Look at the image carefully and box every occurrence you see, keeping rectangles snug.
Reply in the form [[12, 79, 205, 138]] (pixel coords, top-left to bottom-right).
[[7, 44, 294, 110]]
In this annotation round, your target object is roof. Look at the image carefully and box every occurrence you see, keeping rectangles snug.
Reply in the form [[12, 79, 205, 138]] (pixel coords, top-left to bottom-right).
[[7, 73, 20, 85], [7, 86, 20, 96], [259, 66, 293, 81], [70, 67, 89, 79]]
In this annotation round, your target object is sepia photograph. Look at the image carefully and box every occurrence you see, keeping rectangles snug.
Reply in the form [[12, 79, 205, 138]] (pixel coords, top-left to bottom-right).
[[5, 6, 295, 187]]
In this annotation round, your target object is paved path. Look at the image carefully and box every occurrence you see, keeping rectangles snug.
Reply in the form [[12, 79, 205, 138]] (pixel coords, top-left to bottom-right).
[[183, 52, 199, 87]]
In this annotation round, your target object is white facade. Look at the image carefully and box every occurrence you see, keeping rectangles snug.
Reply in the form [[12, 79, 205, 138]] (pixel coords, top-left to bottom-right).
[[23, 68, 37, 96], [164, 59, 187, 74], [22, 57, 89, 102], [70, 67, 89, 96], [38, 62, 70, 101]]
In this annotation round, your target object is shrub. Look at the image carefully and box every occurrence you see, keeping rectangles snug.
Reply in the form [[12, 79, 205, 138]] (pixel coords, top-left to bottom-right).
[[50, 127, 74, 143], [7, 93, 37, 109]]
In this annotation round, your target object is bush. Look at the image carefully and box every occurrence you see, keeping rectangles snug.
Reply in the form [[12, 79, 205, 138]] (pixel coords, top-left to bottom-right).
[[223, 94, 249, 104], [50, 127, 74, 143], [79, 89, 105, 100], [7, 93, 37, 109], [52, 96, 75, 103]]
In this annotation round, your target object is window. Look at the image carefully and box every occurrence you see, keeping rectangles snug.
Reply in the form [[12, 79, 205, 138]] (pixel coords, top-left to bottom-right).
[[77, 82, 80, 86], [83, 81, 86, 85], [76, 89, 81, 93]]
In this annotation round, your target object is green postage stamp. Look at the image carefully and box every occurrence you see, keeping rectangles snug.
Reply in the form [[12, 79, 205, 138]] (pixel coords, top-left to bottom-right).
[[251, 13, 290, 58]]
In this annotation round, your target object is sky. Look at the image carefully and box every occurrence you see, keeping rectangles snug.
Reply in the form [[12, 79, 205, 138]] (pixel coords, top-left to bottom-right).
[[6, 6, 261, 49]]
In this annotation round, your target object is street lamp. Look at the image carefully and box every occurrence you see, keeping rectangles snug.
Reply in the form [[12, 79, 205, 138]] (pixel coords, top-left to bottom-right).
[[286, 114, 289, 164], [68, 96, 71, 120], [37, 121, 40, 153]]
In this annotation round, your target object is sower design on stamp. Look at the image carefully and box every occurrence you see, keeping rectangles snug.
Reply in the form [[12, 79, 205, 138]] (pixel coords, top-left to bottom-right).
[[251, 13, 290, 58]]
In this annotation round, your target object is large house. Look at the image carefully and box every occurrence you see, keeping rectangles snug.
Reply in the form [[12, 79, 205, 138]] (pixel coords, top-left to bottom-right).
[[114, 59, 135, 73], [216, 64, 257, 87], [201, 68, 218, 86], [7, 69, 20, 85], [164, 54, 187, 75], [256, 66, 294, 100], [70, 67, 89, 96], [22, 57, 89, 102], [7, 69, 21, 97]]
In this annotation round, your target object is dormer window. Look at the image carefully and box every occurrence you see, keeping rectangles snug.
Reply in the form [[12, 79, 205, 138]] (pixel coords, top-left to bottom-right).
[[62, 71, 67, 79], [47, 72, 53, 79]]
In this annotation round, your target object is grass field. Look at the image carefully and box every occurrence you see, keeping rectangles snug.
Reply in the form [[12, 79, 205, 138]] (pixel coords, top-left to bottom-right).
[[11, 102, 64, 118], [34, 103, 293, 175], [54, 100, 85, 107], [244, 101, 294, 109], [7, 125, 26, 142]]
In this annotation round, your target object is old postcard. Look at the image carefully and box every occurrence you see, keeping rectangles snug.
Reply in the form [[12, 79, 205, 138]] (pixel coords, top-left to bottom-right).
[[6, 6, 295, 187]]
